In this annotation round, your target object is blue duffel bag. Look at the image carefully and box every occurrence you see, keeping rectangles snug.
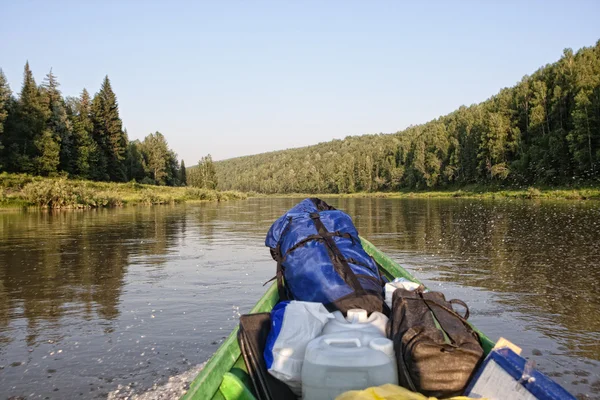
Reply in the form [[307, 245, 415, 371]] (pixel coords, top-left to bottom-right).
[[265, 198, 388, 315]]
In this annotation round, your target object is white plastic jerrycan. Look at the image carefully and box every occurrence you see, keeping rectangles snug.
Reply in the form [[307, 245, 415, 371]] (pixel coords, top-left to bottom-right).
[[321, 308, 388, 338], [301, 331, 398, 400]]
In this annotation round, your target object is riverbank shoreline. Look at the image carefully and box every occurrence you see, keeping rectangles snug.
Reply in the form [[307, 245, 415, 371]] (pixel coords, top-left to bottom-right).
[[0, 173, 246, 209], [250, 185, 600, 201]]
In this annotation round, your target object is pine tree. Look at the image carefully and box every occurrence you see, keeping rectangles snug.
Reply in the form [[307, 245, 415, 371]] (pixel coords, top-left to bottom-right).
[[179, 159, 187, 186], [69, 89, 100, 178], [165, 150, 180, 186], [91, 76, 127, 181], [4, 62, 48, 173], [34, 129, 60, 175], [40, 69, 71, 175], [90, 93, 108, 179], [0, 69, 12, 169]]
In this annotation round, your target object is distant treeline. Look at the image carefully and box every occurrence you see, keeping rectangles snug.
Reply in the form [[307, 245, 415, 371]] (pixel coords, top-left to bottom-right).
[[216, 41, 600, 193], [0, 63, 189, 186]]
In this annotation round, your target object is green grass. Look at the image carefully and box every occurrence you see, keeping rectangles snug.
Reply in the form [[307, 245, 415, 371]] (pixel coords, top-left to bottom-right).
[[251, 184, 600, 201], [0, 173, 247, 209]]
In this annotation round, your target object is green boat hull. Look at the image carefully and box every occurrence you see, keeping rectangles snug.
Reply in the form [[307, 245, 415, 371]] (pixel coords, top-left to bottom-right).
[[181, 237, 495, 400]]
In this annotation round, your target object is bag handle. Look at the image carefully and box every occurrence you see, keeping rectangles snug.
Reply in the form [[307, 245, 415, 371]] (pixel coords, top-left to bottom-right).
[[400, 295, 471, 323], [449, 298, 470, 320], [421, 297, 471, 323]]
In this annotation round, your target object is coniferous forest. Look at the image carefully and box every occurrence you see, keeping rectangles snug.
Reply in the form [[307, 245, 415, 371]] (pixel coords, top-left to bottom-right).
[[0, 63, 195, 187], [216, 41, 600, 194]]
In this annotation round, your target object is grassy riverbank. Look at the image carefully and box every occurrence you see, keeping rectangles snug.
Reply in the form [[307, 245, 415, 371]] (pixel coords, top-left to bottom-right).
[[252, 184, 600, 201], [0, 173, 246, 209]]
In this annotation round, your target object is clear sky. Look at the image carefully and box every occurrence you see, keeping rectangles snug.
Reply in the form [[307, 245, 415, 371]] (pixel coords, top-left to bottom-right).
[[1, 1, 599, 164]]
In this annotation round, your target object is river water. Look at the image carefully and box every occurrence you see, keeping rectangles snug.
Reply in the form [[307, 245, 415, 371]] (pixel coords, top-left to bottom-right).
[[0, 198, 599, 399]]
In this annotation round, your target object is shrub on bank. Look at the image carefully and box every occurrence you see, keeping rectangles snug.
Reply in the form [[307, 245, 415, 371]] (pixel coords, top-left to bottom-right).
[[0, 172, 38, 191], [185, 187, 218, 201], [219, 190, 247, 201], [184, 187, 247, 201], [526, 187, 542, 199], [0, 173, 249, 208], [139, 189, 176, 205], [22, 179, 121, 208]]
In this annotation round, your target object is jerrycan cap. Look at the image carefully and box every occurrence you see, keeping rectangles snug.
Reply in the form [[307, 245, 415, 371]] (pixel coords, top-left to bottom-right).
[[369, 338, 394, 357], [346, 309, 368, 323]]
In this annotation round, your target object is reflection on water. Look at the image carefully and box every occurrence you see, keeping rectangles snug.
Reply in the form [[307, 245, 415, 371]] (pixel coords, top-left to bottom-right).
[[0, 198, 599, 399]]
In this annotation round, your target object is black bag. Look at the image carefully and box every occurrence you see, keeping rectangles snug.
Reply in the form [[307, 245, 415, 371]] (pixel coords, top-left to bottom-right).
[[390, 288, 484, 398], [238, 313, 297, 400]]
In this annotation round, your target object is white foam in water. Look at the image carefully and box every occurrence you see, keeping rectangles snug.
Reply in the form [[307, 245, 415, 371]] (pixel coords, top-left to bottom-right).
[[107, 362, 206, 400]]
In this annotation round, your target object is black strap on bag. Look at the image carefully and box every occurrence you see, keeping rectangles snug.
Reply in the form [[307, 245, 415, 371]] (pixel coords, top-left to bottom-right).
[[276, 261, 290, 301], [264, 248, 291, 301], [306, 211, 389, 315], [308, 212, 366, 295]]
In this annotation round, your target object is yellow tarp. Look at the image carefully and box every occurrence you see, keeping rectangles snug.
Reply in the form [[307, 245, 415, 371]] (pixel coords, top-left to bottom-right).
[[335, 384, 484, 400]]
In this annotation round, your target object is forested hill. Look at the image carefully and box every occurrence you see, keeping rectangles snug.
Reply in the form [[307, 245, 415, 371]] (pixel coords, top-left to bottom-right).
[[216, 41, 600, 194]]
